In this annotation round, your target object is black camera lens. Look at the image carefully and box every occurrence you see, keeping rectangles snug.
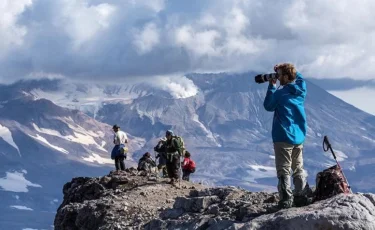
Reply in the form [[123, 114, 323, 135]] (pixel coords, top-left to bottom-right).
[[254, 73, 278, 84]]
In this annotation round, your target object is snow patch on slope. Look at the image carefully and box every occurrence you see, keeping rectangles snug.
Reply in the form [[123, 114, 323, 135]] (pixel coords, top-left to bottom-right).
[[325, 149, 348, 162], [245, 164, 276, 183], [28, 134, 69, 154], [0, 171, 42, 192], [82, 153, 113, 164], [192, 114, 221, 147], [362, 136, 375, 143], [0, 123, 20, 156], [32, 123, 106, 152], [10, 205, 33, 211]]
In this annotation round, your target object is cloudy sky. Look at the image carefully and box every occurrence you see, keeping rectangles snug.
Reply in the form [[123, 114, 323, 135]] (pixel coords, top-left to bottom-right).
[[0, 0, 374, 114]]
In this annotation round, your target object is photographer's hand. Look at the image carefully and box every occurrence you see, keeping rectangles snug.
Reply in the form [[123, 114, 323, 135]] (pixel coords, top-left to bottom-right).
[[269, 78, 277, 86], [274, 64, 279, 72]]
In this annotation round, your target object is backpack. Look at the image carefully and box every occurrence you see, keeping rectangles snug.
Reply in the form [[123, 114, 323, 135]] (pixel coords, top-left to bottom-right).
[[315, 165, 350, 201], [119, 146, 128, 159], [189, 159, 196, 173], [173, 136, 185, 156]]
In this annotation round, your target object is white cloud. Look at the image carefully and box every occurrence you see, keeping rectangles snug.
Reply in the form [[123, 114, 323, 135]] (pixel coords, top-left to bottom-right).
[[223, 7, 249, 36], [175, 25, 221, 57], [0, 171, 42, 192], [58, 1, 116, 48], [199, 14, 216, 26], [133, 23, 160, 54], [2, 0, 375, 81], [152, 75, 199, 99], [134, 0, 165, 12], [0, 0, 32, 55]]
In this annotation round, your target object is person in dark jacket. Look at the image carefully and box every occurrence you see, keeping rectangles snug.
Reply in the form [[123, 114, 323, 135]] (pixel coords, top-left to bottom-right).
[[137, 152, 156, 172], [154, 139, 168, 178], [164, 130, 182, 185], [263, 63, 308, 209]]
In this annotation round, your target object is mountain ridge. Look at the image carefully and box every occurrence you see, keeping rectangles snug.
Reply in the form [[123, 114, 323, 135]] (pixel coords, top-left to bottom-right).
[[1, 73, 375, 229]]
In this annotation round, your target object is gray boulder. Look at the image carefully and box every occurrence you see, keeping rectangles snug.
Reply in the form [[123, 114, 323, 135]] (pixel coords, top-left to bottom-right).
[[237, 193, 375, 230]]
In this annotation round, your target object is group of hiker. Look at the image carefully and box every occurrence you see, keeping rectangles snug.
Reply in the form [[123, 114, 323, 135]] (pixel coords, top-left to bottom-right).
[[111, 126, 196, 185], [110, 62, 348, 209]]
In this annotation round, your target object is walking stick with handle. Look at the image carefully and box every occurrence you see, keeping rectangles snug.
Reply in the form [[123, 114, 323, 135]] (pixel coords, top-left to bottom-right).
[[323, 135, 352, 193]]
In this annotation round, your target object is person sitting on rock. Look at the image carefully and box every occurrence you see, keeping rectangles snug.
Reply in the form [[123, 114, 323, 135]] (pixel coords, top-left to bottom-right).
[[137, 152, 156, 173], [154, 138, 168, 178], [182, 151, 196, 181]]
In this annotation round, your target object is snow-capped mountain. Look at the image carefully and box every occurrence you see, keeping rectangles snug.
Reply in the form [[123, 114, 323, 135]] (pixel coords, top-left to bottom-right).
[[0, 89, 144, 229], [1, 74, 375, 229], [24, 74, 375, 191]]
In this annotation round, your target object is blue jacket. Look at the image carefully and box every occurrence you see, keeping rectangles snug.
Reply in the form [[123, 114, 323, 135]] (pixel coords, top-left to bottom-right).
[[263, 72, 307, 145], [111, 144, 125, 159]]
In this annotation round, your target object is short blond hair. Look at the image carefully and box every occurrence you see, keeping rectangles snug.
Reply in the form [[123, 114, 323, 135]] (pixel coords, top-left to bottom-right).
[[277, 63, 297, 82]]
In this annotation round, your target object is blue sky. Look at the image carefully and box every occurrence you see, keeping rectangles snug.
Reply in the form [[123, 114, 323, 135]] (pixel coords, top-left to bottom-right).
[[0, 0, 374, 114]]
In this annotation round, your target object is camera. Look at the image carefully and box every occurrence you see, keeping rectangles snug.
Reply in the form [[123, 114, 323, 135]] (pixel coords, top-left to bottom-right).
[[254, 73, 279, 84]]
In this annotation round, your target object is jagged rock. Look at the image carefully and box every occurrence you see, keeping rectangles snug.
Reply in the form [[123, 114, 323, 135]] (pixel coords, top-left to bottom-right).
[[174, 196, 221, 212], [54, 170, 205, 230], [263, 195, 277, 203], [108, 173, 130, 190], [99, 176, 112, 188], [236, 204, 268, 221], [55, 172, 375, 230], [207, 204, 220, 215], [160, 208, 185, 219], [237, 193, 375, 230]]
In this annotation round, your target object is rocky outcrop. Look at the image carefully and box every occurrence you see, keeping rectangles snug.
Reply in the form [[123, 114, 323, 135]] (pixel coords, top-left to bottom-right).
[[148, 190, 375, 230], [55, 170, 375, 230], [145, 187, 279, 230], [54, 168, 205, 230]]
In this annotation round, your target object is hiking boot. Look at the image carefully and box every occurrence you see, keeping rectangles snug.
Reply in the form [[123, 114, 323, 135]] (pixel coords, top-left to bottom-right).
[[293, 183, 314, 207], [294, 196, 314, 207], [294, 196, 307, 207], [278, 199, 293, 209], [167, 178, 175, 184]]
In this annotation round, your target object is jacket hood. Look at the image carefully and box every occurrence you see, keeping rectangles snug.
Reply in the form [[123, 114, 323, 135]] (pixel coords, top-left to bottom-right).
[[284, 73, 305, 96]]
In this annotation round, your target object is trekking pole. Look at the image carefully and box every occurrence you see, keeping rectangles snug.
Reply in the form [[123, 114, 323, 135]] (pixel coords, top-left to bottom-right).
[[179, 154, 182, 187], [154, 150, 158, 177], [323, 136, 352, 193]]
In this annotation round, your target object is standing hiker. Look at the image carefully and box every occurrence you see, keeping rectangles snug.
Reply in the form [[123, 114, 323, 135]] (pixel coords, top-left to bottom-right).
[[111, 124, 128, 171], [182, 151, 196, 181], [263, 63, 308, 208], [154, 139, 168, 178], [164, 130, 183, 185]]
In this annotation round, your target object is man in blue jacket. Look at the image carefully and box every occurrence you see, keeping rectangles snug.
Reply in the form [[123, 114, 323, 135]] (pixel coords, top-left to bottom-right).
[[263, 63, 307, 209]]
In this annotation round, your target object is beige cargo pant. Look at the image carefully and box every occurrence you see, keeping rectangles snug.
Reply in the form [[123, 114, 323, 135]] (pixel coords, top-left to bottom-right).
[[274, 142, 306, 202]]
